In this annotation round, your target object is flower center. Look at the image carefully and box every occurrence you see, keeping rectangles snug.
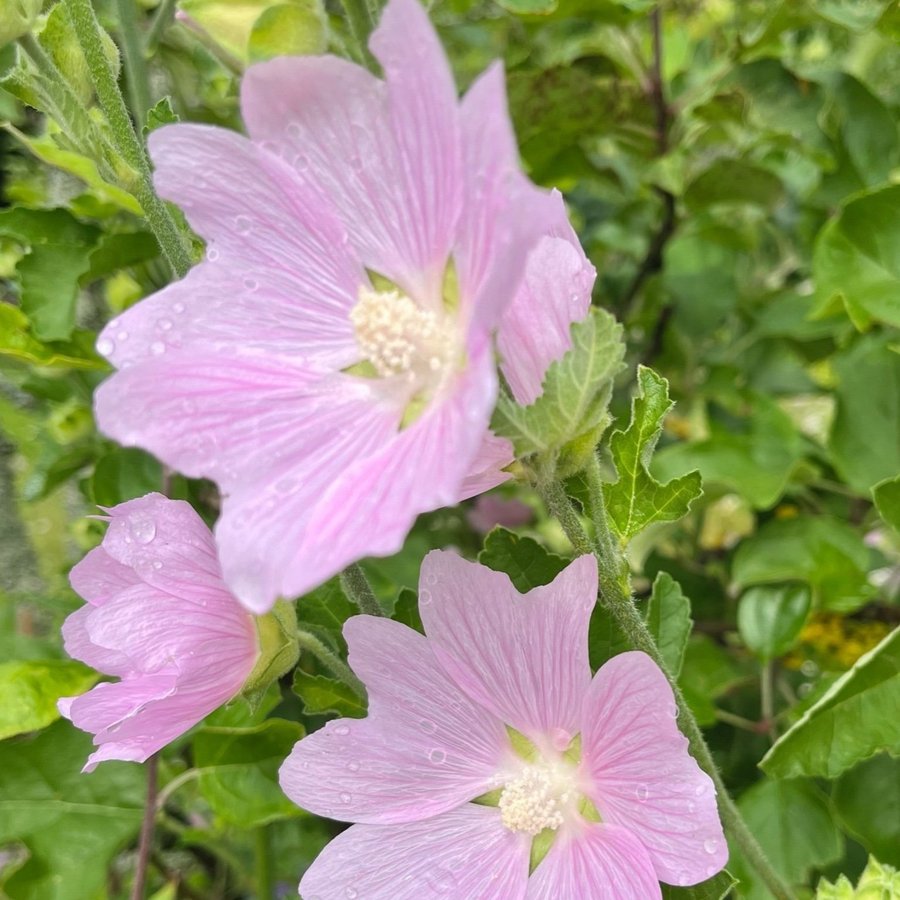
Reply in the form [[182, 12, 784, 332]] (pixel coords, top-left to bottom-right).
[[349, 286, 448, 379], [499, 764, 577, 836]]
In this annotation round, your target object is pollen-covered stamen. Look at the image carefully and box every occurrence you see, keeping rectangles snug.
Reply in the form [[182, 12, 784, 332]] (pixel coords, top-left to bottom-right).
[[350, 286, 448, 378], [499, 764, 577, 836]]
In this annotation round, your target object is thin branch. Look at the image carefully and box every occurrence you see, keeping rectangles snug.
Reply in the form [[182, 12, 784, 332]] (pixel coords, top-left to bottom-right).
[[130, 755, 159, 900]]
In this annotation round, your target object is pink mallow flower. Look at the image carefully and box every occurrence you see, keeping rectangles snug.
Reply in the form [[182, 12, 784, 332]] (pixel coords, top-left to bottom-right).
[[58, 494, 260, 772], [279, 552, 728, 898], [92, 0, 594, 614]]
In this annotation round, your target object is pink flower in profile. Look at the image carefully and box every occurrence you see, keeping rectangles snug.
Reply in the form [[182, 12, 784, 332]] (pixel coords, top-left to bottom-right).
[[92, 0, 594, 614], [280, 552, 728, 898], [58, 494, 260, 771]]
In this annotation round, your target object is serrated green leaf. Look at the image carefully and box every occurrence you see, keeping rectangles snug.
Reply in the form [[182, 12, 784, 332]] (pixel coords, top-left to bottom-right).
[[0, 722, 145, 900], [605, 366, 702, 543], [646, 572, 692, 677], [248, 0, 327, 61], [732, 516, 873, 613], [737, 584, 811, 660], [296, 578, 358, 655], [761, 627, 900, 779], [873, 475, 900, 533], [0, 660, 98, 740], [491, 308, 625, 463], [730, 779, 843, 900], [0, 207, 100, 341], [815, 856, 900, 898], [143, 96, 179, 134], [193, 719, 304, 827], [478, 527, 569, 593], [292, 671, 366, 718]]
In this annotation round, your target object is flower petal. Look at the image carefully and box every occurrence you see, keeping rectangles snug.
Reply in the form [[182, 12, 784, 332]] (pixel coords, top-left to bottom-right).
[[69, 546, 141, 607], [241, 0, 461, 304], [279, 617, 509, 824], [61, 605, 132, 677], [457, 431, 514, 502], [580, 652, 728, 885], [298, 804, 530, 900], [498, 233, 595, 405], [419, 551, 597, 744], [527, 823, 661, 899]]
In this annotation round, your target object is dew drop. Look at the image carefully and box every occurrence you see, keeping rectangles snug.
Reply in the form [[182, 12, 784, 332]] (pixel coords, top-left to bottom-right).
[[425, 573, 437, 586], [117, 330, 129, 341], [704, 839, 718, 855], [97, 338, 115, 355], [334, 724, 350, 736], [635, 784, 649, 802], [339, 791, 353, 804], [243, 277, 259, 292], [157, 317, 173, 331], [234, 215, 252, 235], [287, 122, 302, 139], [419, 719, 437, 734], [419, 589, 432, 606], [173, 302, 185, 314], [428, 748, 446, 765], [347, 761, 360, 773], [207, 247, 220, 261], [128, 514, 157, 545], [296, 153, 310, 172], [345, 889, 358, 899], [150, 341, 166, 356], [152, 560, 163, 570]]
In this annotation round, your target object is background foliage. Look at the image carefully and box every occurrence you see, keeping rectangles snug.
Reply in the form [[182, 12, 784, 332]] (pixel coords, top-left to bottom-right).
[[1, 0, 899, 897]]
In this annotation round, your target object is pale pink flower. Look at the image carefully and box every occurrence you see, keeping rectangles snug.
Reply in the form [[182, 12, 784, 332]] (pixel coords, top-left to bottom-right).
[[92, 0, 594, 614], [280, 552, 727, 898], [58, 494, 259, 772]]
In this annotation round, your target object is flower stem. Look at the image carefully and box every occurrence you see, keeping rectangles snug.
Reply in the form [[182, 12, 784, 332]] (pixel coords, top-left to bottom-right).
[[543, 472, 797, 900], [254, 824, 274, 900], [147, 0, 176, 52], [130, 754, 158, 900], [340, 563, 384, 617], [64, 0, 193, 279], [115, 0, 152, 127], [296, 628, 366, 699]]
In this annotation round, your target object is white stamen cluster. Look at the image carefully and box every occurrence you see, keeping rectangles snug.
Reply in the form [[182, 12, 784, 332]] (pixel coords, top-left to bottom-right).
[[499, 765, 574, 836], [350, 287, 445, 378]]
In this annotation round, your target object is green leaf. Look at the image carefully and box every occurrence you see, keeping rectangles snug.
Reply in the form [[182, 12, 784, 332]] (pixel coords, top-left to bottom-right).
[[91, 447, 163, 507], [678, 636, 744, 726], [0, 207, 100, 342], [684, 158, 784, 211], [0, 721, 145, 900], [0, 0, 41, 45], [0, 303, 108, 370], [732, 516, 873, 613], [834, 755, 900, 867], [478, 528, 569, 592], [292, 671, 366, 718], [730, 779, 843, 900], [661, 869, 737, 900], [737, 584, 811, 660], [392, 587, 424, 634], [491, 308, 625, 464], [496, 0, 558, 13], [248, 0, 327, 61], [814, 186, 900, 330], [816, 856, 900, 898], [143, 97, 179, 134], [645, 572, 692, 677], [828, 334, 900, 492], [761, 627, 900, 779], [873, 475, 900, 533], [296, 578, 358, 655], [653, 397, 804, 509], [83, 231, 161, 283], [605, 366, 702, 543], [193, 719, 304, 827], [0, 660, 98, 740]]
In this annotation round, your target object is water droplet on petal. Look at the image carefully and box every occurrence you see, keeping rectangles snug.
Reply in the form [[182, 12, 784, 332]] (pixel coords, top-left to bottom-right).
[[347, 761, 359, 772], [635, 784, 649, 802], [207, 247, 219, 262], [419, 589, 432, 605], [150, 341, 166, 356], [243, 277, 259, 292], [97, 338, 115, 355], [339, 791, 352, 804], [234, 215, 251, 235], [345, 889, 358, 900], [704, 839, 718, 855], [419, 719, 437, 734], [152, 560, 163, 570], [157, 318, 173, 331], [428, 748, 446, 765], [128, 514, 156, 545], [173, 302, 185, 314], [287, 122, 302, 139], [117, 330, 129, 341], [334, 724, 350, 736]]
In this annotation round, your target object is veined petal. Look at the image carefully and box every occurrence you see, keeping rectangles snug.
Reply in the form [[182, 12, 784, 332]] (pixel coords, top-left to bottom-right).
[[241, 0, 461, 305], [419, 552, 597, 745], [580, 652, 728, 885], [69, 546, 141, 607], [527, 823, 662, 900], [457, 431, 514, 502], [298, 805, 530, 900], [280, 617, 509, 824]]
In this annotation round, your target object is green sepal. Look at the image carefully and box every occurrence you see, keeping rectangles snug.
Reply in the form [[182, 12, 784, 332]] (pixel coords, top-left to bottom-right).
[[242, 600, 299, 705]]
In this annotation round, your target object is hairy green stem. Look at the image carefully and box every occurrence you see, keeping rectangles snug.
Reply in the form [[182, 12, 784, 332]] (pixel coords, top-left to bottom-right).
[[115, 0, 152, 126], [297, 628, 366, 698], [340, 563, 384, 618], [146, 0, 177, 51], [543, 475, 797, 900], [254, 825, 274, 900], [65, 0, 193, 278]]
